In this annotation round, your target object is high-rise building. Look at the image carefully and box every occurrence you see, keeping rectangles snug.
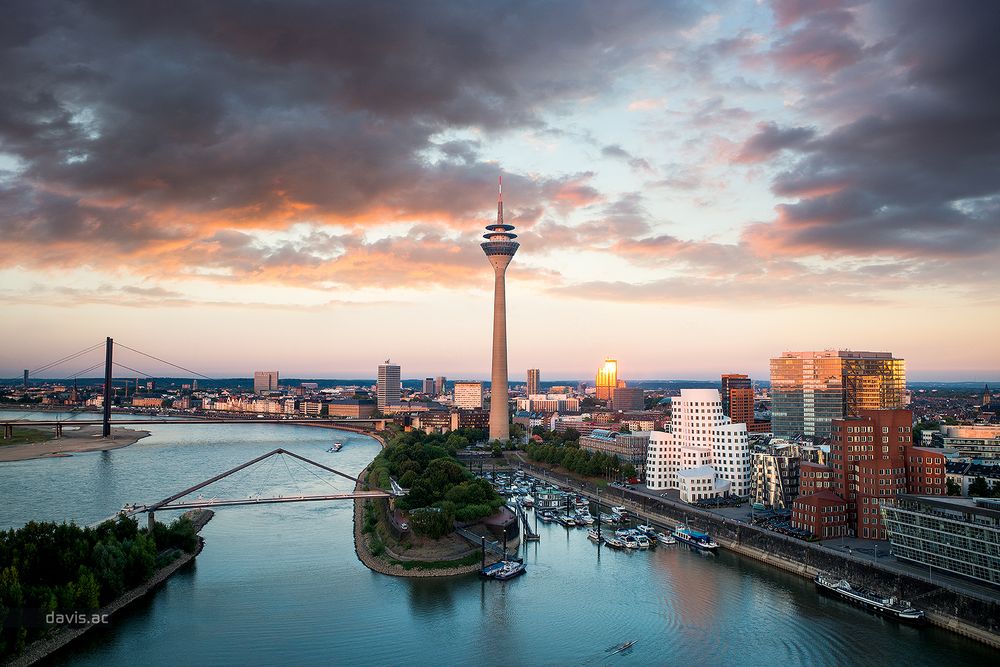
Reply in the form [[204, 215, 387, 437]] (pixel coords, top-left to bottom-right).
[[527, 368, 540, 397], [770, 350, 906, 439], [422, 378, 435, 395], [481, 177, 518, 442], [453, 381, 484, 410], [596, 358, 618, 401], [376, 360, 401, 409], [644, 389, 751, 500], [435, 376, 447, 396], [612, 386, 644, 411], [253, 371, 279, 394], [721, 373, 752, 418]]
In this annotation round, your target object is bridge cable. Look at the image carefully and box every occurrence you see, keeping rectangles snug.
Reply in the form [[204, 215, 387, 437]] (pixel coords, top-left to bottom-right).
[[253, 453, 281, 499], [284, 454, 345, 493], [113, 362, 153, 378], [278, 452, 302, 496], [28, 341, 104, 377], [114, 342, 215, 380]]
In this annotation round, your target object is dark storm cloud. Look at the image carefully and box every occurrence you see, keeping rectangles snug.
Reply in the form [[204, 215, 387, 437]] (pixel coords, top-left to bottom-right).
[[0, 0, 707, 269], [736, 122, 815, 163], [747, 0, 1000, 260]]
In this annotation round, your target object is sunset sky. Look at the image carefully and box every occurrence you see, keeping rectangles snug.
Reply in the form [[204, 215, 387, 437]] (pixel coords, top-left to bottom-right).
[[2, 1, 998, 381]]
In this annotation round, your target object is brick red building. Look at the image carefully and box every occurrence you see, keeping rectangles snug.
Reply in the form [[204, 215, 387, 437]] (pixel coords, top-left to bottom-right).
[[792, 409, 946, 540], [791, 490, 848, 539]]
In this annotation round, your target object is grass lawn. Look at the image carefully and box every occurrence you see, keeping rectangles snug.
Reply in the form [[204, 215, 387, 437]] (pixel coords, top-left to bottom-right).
[[1, 427, 50, 446]]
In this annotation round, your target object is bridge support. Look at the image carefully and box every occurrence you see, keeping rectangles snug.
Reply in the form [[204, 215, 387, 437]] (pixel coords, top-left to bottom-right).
[[54, 423, 63, 438], [103, 337, 113, 438], [3, 424, 11, 439], [148, 511, 156, 533]]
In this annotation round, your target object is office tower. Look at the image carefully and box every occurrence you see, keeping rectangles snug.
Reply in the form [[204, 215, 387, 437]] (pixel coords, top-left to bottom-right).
[[23, 370, 28, 388], [596, 358, 618, 401], [527, 368, 540, 397], [720, 374, 752, 417], [376, 360, 401, 409], [422, 378, 435, 395], [453, 381, 484, 409], [612, 386, 644, 411], [769, 350, 905, 440], [192, 379, 198, 391], [435, 376, 446, 396], [253, 371, 279, 394], [481, 176, 518, 442]]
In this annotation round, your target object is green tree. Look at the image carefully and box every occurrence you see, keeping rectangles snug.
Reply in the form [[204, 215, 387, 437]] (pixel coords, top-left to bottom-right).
[[74, 568, 101, 611], [969, 476, 990, 497], [946, 478, 962, 496]]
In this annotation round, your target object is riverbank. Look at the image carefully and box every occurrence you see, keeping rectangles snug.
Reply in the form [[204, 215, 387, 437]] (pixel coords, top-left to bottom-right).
[[9, 509, 215, 667], [0, 424, 150, 462], [514, 459, 1000, 650]]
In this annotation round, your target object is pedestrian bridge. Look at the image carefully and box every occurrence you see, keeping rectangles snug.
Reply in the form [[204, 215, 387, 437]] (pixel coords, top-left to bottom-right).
[[109, 448, 396, 529]]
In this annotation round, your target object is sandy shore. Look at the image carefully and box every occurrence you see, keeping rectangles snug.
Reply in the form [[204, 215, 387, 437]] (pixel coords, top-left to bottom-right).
[[0, 424, 151, 462]]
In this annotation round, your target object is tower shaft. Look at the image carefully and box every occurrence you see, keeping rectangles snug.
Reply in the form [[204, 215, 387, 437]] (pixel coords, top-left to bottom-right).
[[489, 263, 511, 442]]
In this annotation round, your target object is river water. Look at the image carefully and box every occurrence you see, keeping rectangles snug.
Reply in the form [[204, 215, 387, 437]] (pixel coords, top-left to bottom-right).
[[1, 413, 996, 666]]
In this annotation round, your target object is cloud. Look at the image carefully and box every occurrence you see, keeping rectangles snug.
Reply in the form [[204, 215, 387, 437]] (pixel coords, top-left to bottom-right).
[[0, 0, 707, 280], [745, 0, 1000, 263], [736, 122, 816, 163]]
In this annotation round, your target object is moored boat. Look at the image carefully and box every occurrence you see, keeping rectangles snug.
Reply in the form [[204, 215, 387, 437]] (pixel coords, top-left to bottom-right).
[[672, 523, 719, 552], [656, 532, 677, 545], [522, 495, 534, 508], [557, 514, 578, 527], [603, 537, 625, 550], [814, 574, 925, 624], [538, 511, 557, 523], [481, 559, 526, 581], [587, 529, 601, 542]]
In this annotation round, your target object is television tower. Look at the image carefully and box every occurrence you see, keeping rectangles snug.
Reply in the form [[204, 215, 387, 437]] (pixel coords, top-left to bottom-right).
[[481, 176, 518, 442]]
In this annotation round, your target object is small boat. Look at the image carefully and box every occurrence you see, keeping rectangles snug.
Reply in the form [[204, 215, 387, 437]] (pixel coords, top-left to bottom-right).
[[656, 532, 677, 545], [672, 523, 719, 552], [481, 559, 526, 581], [604, 537, 625, 550], [636, 524, 656, 536], [611, 506, 627, 516], [815, 574, 926, 624], [575, 513, 595, 525], [623, 536, 640, 549], [538, 511, 557, 523], [557, 514, 578, 527], [587, 529, 601, 542], [522, 495, 534, 508], [615, 528, 632, 538], [607, 640, 637, 655], [635, 534, 651, 549]]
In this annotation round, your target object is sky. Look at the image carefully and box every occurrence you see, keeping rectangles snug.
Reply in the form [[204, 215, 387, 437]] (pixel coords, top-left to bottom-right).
[[1, 0, 998, 382]]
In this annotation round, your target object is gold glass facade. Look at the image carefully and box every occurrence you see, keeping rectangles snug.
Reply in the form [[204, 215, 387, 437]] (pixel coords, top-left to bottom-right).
[[596, 358, 617, 401], [770, 351, 905, 440]]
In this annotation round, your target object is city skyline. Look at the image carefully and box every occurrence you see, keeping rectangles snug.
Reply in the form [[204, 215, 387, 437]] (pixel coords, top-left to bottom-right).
[[2, 2, 998, 381]]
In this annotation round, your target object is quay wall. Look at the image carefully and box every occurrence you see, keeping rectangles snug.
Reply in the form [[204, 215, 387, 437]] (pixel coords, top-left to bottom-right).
[[516, 462, 1000, 649]]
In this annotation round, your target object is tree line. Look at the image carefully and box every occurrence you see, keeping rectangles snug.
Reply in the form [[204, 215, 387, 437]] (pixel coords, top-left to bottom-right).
[[0, 515, 197, 659]]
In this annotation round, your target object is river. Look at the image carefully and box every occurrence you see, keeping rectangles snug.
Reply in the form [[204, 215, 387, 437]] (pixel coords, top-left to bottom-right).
[[1, 413, 996, 666]]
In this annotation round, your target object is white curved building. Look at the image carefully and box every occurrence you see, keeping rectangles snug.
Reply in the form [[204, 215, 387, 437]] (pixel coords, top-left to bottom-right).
[[644, 389, 751, 501]]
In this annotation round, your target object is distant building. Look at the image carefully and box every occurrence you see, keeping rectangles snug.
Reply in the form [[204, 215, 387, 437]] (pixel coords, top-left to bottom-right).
[[596, 358, 618, 401], [579, 429, 650, 476], [516, 394, 580, 413], [453, 381, 484, 410], [327, 399, 376, 419], [253, 371, 279, 394], [612, 387, 644, 412], [527, 368, 540, 397], [376, 360, 401, 409], [882, 495, 1000, 587], [422, 378, 435, 395], [131, 397, 164, 408], [434, 376, 447, 396], [945, 461, 1000, 495], [770, 350, 906, 439], [933, 424, 1000, 460]]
